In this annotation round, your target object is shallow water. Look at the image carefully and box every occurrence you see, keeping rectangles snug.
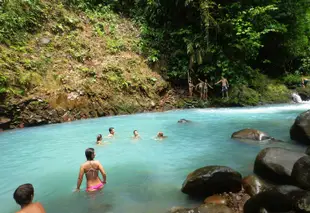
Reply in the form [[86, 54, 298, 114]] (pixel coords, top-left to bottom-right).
[[1, 103, 309, 213]]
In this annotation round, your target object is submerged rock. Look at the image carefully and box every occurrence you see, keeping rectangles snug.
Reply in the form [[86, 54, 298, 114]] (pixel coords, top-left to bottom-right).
[[242, 175, 272, 197], [181, 166, 242, 197], [168, 204, 233, 213], [290, 110, 310, 145], [254, 147, 306, 184], [177, 119, 191, 123], [292, 156, 310, 190]]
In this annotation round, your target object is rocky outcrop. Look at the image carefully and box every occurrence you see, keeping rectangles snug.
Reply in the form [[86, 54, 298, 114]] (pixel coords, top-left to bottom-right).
[[242, 175, 272, 197], [181, 166, 242, 197], [290, 110, 310, 145], [169, 204, 234, 213], [291, 156, 310, 190], [254, 147, 306, 184]]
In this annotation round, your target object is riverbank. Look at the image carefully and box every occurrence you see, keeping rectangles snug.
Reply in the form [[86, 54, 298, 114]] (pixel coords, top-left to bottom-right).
[[1, 1, 308, 131]]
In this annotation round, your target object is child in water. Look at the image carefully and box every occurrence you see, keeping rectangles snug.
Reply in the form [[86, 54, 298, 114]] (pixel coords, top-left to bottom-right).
[[13, 183, 46, 213], [156, 132, 167, 140], [132, 130, 141, 139], [96, 134, 103, 145]]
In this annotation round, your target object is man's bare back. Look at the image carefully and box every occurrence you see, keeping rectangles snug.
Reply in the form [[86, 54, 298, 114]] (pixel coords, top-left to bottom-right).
[[16, 202, 46, 213]]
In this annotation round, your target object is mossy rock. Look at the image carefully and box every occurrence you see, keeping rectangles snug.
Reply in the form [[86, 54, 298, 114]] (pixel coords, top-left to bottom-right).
[[228, 86, 260, 106], [296, 87, 310, 101], [261, 84, 291, 103]]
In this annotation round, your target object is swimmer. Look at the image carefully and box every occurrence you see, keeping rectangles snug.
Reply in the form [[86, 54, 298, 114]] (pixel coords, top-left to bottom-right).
[[156, 132, 167, 140], [96, 134, 103, 145], [107, 127, 115, 138], [132, 130, 141, 139], [13, 183, 46, 213], [76, 148, 107, 192]]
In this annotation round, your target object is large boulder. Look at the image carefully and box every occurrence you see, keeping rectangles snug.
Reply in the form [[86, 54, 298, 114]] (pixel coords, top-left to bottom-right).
[[254, 147, 306, 184], [306, 147, 310, 155], [290, 110, 310, 145], [292, 156, 310, 190], [181, 166, 242, 197], [243, 190, 293, 213], [232, 129, 271, 141], [242, 175, 273, 197], [244, 185, 310, 213], [169, 204, 233, 213]]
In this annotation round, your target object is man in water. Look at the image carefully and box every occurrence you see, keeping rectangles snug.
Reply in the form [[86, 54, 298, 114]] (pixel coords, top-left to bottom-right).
[[76, 148, 107, 192], [216, 76, 229, 98], [133, 130, 141, 139], [203, 79, 213, 100], [13, 183, 46, 213], [107, 127, 115, 138]]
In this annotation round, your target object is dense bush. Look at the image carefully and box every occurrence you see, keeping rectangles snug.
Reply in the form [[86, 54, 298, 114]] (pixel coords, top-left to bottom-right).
[[0, 0, 46, 45]]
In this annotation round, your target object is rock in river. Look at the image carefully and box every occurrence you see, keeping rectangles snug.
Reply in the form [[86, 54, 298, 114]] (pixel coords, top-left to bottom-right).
[[232, 129, 271, 141], [254, 147, 306, 184], [169, 204, 233, 213], [292, 156, 310, 190], [242, 175, 272, 197], [290, 110, 310, 145], [181, 166, 242, 197], [244, 185, 310, 213]]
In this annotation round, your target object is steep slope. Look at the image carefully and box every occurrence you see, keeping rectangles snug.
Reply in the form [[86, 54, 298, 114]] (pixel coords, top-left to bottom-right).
[[0, 2, 170, 129]]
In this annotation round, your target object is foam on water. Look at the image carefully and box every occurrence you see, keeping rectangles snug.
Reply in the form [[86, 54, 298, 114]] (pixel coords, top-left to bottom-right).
[[0, 104, 309, 213]]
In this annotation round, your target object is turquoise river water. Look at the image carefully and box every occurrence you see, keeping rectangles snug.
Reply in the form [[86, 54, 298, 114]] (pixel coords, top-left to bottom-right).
[[1, 103, 310, 213]]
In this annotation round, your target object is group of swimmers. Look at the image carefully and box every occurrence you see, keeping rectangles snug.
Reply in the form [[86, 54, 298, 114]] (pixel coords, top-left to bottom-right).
[[95, 127, 167, 145], [12, 127, 169, 213]]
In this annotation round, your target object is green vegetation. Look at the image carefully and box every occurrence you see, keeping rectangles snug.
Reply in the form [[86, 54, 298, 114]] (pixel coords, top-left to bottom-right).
[[1, 0, 310, 109]]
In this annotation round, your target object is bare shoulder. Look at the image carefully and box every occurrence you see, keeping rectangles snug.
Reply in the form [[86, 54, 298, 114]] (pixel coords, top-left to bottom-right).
[[35, 202, 46, 213]]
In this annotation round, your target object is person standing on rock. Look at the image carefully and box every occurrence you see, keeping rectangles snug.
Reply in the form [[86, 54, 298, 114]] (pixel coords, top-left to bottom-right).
[[301, 76, 309, 88], [13, 183, 46, 213], [188, 78, 195, 97], [76, 148, 107, 192], [203, 79, 213, 100], [196, 79, 205, 100], [216, 76, 229, 99]]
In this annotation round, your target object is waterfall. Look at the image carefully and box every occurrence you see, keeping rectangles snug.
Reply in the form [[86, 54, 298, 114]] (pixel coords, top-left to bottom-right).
[[292, 93, 303, 103]]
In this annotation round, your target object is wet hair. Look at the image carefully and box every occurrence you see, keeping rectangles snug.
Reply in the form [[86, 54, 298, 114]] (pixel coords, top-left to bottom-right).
[[109, 127, 114, 133], [97, 134, 102, 141], [13, 183, 34, 206], [133, 130, 137, 134], [158, 132, 164, 137], [85, 148, 95, 161]]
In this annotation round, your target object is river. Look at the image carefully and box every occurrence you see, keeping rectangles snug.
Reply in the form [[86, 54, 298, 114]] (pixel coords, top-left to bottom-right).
[[1, 103, 309, 213]]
